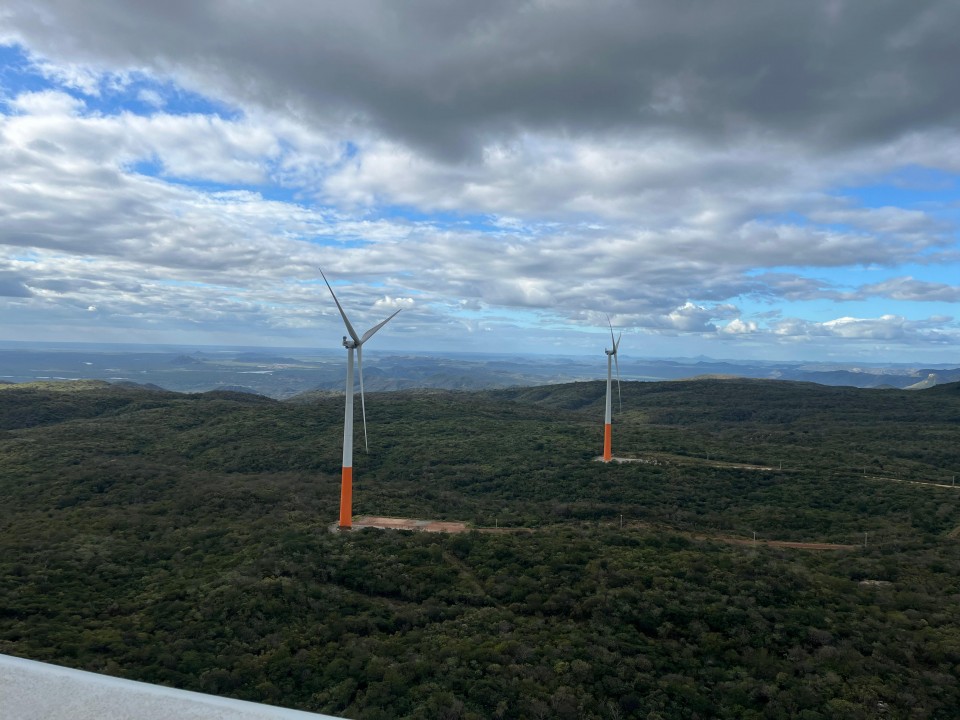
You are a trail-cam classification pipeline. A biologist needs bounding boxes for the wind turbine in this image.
[603,315,622,462]
[320,269,401,529]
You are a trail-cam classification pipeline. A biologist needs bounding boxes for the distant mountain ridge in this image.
[773,367,960,389]
[1,345,958,398]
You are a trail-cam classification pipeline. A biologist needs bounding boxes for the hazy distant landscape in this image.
[2,342,959,399]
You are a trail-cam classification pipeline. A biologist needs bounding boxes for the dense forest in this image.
[1,378,959,718]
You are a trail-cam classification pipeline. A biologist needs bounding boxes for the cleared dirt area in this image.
[334,516,854,549]
[595,455,778,471]
[334,516,530,534]
[350,516,472,532]
[594,455,663,465]
[869,475,959,490]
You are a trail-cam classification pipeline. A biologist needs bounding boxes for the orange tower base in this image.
[603,423,612,462]
[339,466,353,528]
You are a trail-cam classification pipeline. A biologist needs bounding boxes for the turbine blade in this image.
[358,345,369,453]
[615,331,622,353]
[319,268,360,345]
[359,308,401,345]
[606,314,616,351]
[614,352,622,413]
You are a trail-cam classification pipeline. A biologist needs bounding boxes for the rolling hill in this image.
[2,379,959,718]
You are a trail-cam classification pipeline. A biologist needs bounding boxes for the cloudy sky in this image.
[2,1,959,361]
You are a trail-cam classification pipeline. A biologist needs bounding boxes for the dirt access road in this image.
[338,516,854,550]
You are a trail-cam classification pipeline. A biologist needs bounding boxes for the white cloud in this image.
[850,276,960,303]
[721,318,758,335]
[772,314,956,344]
[373,295,414,310]
[808,206,947,236]
[137,88,164,108]
[823,315,906,340]
[627,302,742,334]
[34,60,103,96]
[2,3,960,359]
[10,89,84,116]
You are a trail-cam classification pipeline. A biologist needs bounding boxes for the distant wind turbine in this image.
[603,315,622,462]
[320,269,401,529]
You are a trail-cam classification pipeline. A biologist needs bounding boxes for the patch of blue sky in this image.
[0,43,50,104]
[833,297,959,322]
[5,249,42,262]
[736,286,957,326]
[451,307,503,321]
[885,262,960,286]
[127,158,163,177]
[205,180,300,205]
[82,74,241,120]
[834,167,960,209]
[124,159,303,204]
[0,44,240,120]
[736,296,864,324]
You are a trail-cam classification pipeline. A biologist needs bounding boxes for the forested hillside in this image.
[2,379,959,718]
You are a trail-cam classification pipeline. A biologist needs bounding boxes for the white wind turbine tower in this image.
[602,315,622,462]
[320,269,401,529]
